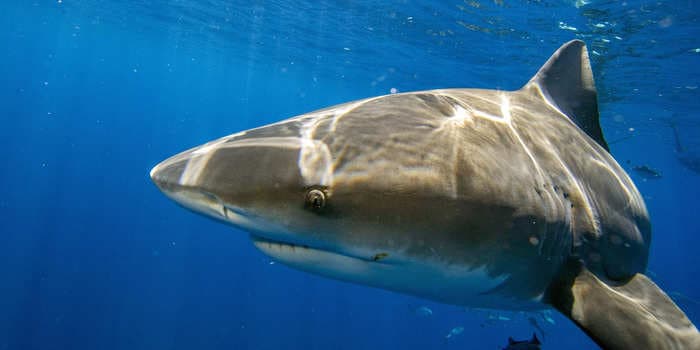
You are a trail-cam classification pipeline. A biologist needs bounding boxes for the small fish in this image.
[678,154,700,174]
[445,326,464,339]
[670,121,700,174]
[541,310,555,325]
[502,333,541,350]
[527,316,546,340]
[415,306,433,316]
[632,165,662,179]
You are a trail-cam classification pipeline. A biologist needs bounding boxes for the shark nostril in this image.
[200,191,220,203]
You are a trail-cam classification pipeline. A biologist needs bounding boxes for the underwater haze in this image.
[1,1,699,349]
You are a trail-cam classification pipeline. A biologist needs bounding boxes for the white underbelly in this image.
[252,237,545,310]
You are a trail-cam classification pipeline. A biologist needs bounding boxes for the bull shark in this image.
[150,40,700,349]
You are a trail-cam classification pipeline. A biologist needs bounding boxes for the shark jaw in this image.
[251,234,391,277]
[250,234,541,310]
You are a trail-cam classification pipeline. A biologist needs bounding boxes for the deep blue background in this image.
[1,1,699,349]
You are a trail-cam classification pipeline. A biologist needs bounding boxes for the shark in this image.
[150,40,700,349]
[670,120,700,174]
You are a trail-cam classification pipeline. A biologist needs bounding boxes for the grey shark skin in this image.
[151,41,700,349]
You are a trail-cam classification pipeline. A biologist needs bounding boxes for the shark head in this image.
[150,129,350,250]
[150,134,323,238]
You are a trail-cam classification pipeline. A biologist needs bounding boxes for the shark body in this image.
[151,41,700,349]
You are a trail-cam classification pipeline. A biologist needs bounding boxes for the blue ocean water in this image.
[1,1,699,349]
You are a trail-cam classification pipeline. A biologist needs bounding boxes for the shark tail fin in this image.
[546,259,700,349]
[524,40,609,152]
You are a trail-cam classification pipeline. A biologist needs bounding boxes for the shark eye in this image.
[305,189,326,212]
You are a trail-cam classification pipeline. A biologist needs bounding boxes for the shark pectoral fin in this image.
[546,260,700,350]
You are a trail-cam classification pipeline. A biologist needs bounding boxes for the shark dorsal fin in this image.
[524,40,609,152]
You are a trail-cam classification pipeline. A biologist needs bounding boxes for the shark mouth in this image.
[250,235,391,265]
[249,234,522,310]
[249,234,406,293]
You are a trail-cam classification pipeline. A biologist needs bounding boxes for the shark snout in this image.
[150,133,329,235]
[149,151,188,192]
[149,147,231,220]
